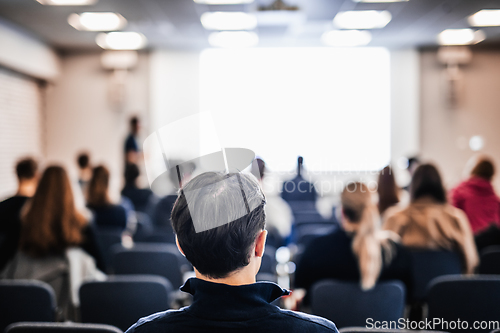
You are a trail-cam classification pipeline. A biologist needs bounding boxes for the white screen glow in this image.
[199,47,391,172]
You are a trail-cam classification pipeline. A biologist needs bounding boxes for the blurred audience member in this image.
[377,166,408,217]
[295,182,410,296]
[87,165,127,229]
[282,156,317,205]
[152,161,195,228]
[403,156,420,191]
[0,158,38,270]
[1,166,105,320]
[255,158,292,241]
[384,164,478,274]
[450,156,500,234]
[121,163,155,214]
[407,157,420,176]
[76,151,92,197]
[124,116,140,164]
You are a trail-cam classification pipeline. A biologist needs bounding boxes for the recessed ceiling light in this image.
[194,0,253,4]
[68,12,127,31]
[352,0,408,2]
[469,9,500,27]
[208,31,259,48]
[438,29,485,45]
[321,30,372,47]
[201,12,257,30]
[36,0,97,5]
[96,32,147,50]
[333,10,392,30]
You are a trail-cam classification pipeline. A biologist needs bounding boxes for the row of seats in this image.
[310,275,500,333]
[6,322,500,333]
[0,276,172,332]
[4,275,500,333]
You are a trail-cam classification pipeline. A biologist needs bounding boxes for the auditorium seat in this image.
[110,243,186,288]
[6,322,123,333]
[140,227,176,244]
[0,280,56,332]
[79,275,172,331]
[478,246,500,275]
[310,279,405,329]
[292,222,336,247]
[95,227,123,271]
[408,249,462,301]
[427,275,500,333]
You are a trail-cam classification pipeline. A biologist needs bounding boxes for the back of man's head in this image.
[16,158,38,181]
[124,163,140,185]
[77,152,90,170]
[171,172,266,279]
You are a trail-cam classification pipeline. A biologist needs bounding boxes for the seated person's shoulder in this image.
[125,309,188,333]
[278,309,338,332]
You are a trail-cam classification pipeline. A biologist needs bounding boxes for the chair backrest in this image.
[6,322,123,333]
[409,249,462,301]
[110,243,184,288]
[339,328,448,333]
[0,280,56,332]
[141,229,176,244]
[310,279,405,329]
[79,275,172,331]
[293,223,336,247]
[479,246,500,275]
[95,227,123,271]
[427,275,500,333]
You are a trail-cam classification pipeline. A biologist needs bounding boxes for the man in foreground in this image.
[126,171,337,333]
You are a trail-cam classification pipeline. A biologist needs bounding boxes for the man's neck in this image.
[17,180,36,197]
[194,267,256,286]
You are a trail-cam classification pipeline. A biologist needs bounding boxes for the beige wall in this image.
[420,48,500,191]
[45,51,150,198]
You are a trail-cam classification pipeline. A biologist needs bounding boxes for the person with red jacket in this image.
[451,157,500,234]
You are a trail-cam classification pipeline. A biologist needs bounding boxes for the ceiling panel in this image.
[0,0,500,51]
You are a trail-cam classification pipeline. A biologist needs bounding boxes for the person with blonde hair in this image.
[1,166,105,320]
[87,165,127,229]
[295,182,410,295]
[384,164,478,274]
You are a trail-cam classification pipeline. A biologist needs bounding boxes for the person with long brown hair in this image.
[1,165,105,320]
[295,182,410,296]
[377,166,407,217]
[87,165,127,229]
[384,164,479,274]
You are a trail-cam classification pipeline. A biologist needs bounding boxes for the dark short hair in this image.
[471,159,495,181]
[16,158,38,180]
[124,163,140,184]
[171,172,266,279]
[130,116,139,127]
[410,164,446,204]
[77,153,90,169]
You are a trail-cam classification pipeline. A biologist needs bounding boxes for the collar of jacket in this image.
[180,277,290,320]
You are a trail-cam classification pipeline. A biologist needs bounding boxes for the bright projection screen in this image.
[199,47,391,172]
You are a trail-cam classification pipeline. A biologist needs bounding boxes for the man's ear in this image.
[254,230,267,258]
[175,235,186,257]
